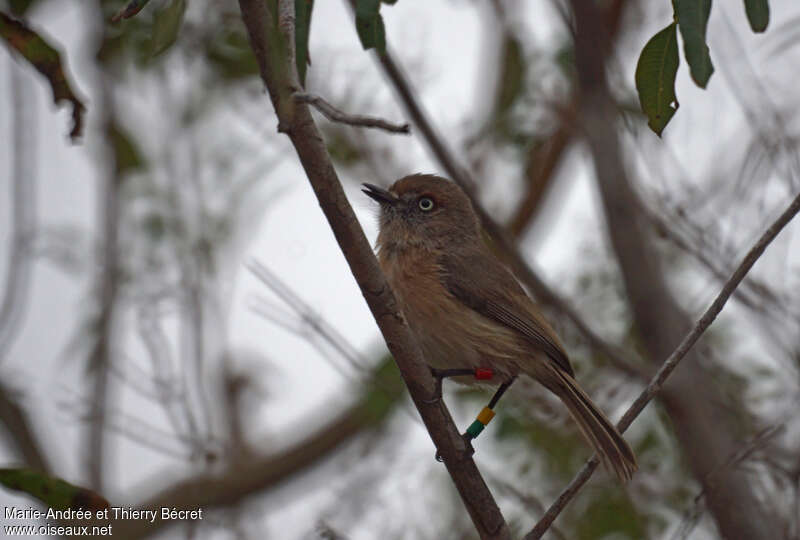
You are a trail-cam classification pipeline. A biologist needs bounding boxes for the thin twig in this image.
[247,260,425,429]
[137,302,200,446]
[247,259,368,375]
[293,92,410,134]
[525,191,800,539]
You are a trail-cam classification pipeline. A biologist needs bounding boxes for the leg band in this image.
[465,407,496,439]
[466,420,485,438]
[476,406,496,425]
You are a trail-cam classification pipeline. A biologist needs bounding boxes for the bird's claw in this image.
[423,367,445,404]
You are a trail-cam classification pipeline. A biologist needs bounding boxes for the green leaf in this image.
[108,122,144,175]
[495,35,525,116]
[295,0,314,85]
[0,11,86,140]
[674,0,714,88]
[355,0,386,53]
[0,468,109,511]
[744,0,769,32]
[635,22,680,136]
[150,0,185,57]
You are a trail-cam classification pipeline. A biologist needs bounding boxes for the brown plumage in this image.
[363,173,637,482]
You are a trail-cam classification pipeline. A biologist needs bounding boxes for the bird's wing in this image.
[439,250,574,377]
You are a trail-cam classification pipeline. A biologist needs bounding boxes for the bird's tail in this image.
[541,365,637,482]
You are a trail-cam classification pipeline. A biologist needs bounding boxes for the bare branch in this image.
[247,259,368,376]
[0,60,37,363]
[86,92,122,494]
[524,190,800,539]
[293,92,410,134]
[236,1,510,538]
[277,0,296,89]
[136,303,201,445]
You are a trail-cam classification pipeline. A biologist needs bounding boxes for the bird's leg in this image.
[427,368,481,403]
[460,375,518,450]
[434,373,515,462]
[487,375,516,409]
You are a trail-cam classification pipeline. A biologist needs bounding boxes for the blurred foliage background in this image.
[1,0,799,539]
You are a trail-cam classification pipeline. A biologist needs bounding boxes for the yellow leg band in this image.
[476,407,495,425]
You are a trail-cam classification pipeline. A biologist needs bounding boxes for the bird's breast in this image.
[378,248,522,380]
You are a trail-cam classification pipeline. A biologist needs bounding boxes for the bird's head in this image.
[362,174,481,253]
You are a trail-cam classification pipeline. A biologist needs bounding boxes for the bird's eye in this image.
[418,197,435,211]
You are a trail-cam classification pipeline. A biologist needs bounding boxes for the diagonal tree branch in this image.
[235,1,510,538]
[525,189,800,539]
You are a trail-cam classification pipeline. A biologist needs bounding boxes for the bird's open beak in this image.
[361,183,398,205]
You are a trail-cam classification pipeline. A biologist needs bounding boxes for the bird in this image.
[362,173,637,482]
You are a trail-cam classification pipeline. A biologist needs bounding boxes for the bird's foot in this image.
[423,367,446,404]
[434,432,475,462]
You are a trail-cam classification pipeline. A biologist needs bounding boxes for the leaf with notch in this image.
[635,22,680,136]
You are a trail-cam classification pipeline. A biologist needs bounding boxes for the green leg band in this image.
[466,420,485,439]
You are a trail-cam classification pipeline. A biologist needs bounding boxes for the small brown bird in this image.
[363,174,636,482]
